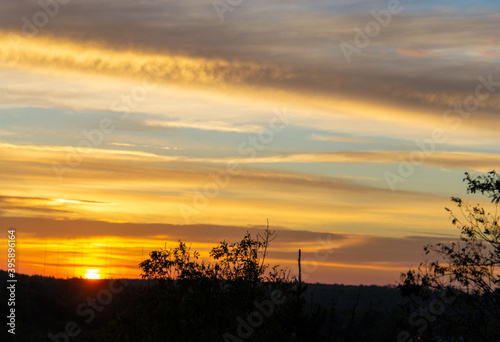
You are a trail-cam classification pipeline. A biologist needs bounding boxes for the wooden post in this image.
[298,249,302,286]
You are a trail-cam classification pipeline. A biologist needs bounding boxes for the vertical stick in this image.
[80,245,83,278]
[298,249,302,288]
[105,239,109,279]
[56,245,59,278]
[73,239,76,278]
[109,245,113,279]
[43,240,47,277]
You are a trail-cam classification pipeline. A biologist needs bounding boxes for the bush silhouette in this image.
[399,171,500,341]
[106,223,326,342]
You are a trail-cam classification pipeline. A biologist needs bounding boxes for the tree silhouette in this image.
[399,171,500,341]
[114,222,326,341]
[139,222,278,283]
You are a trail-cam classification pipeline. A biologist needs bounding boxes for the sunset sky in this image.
[1,0,499,285]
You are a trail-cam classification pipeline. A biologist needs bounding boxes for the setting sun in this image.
[84,269,101,280]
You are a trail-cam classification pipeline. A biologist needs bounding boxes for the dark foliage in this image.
[0,273,404,341]
[398,171,500,342]
[1,223,406,341]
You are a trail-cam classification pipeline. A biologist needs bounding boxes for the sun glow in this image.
[85,269,101,279]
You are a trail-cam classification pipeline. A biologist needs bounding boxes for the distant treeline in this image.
[2,271,498,341]
[1,271,406,342]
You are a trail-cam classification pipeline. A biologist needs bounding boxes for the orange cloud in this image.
[0,216,455,284]
[479,49,500,59]
[0,33,291,92]
[397,48,435,57]
[202,150,500,173]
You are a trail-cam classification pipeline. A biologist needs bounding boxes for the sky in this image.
[0,0,499,285]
